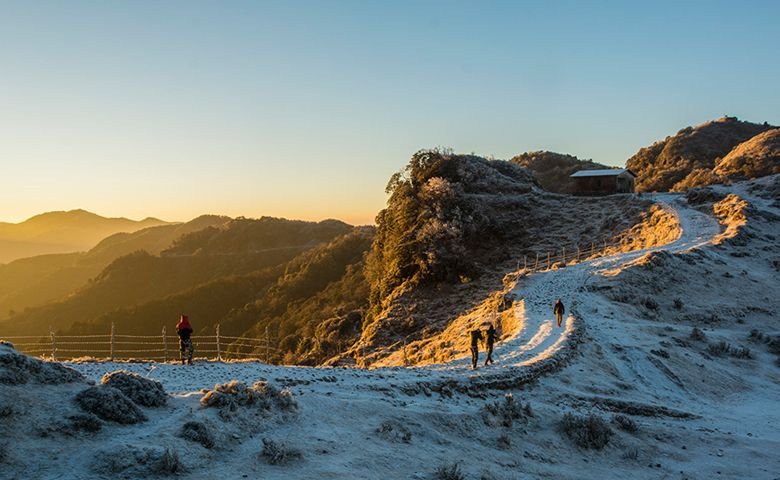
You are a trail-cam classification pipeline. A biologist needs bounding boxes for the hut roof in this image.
[570,168,637,178]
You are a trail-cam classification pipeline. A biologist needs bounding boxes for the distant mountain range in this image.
[0,209,171,264]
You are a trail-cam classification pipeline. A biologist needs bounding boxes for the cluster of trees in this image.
[365,149,538,317]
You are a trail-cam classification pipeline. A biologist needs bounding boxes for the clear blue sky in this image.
[1,0,778,225]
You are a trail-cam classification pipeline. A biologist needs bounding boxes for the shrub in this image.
[67,413,103,433]
[482,393,531,428]
[559,413,613,449]
[260,439,302,465]
[181,421,215,449]
[690,327,706,342]
[200,380,297,413]
[75,386,147,424]
[377,420,412,443]
[612,415,638,433]
[101,370,167,407]
[435,463,466,480]
[707,340,731,356]
[731,346,752,359]
[153,448,184,475]
[92,446,183,476]
[0,346,83,385]
[623,447,640,460]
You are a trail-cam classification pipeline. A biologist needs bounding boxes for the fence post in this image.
[265,326,270,364]
[523,255,527,270]
[49,327,56,361]
[215,324,221,362]
[603,240,607,255]
[547,252,551,269]
[577,245,581,262]
[403,337,408,366]
[535,252,539,270]
[162,326,167,362]
[562,247,566,264]
[110,322,115,361]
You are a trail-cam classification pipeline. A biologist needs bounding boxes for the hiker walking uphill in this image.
[469,328,483,370]
[484,324,497,366]
[553,299,565,328]
[176,315,194,365]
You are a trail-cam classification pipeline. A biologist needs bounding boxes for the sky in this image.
[1,1,778,225]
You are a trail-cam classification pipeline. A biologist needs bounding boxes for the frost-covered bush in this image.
[67,413,103,433]
[75,386,147,424]
[707,340,731,356]
[101,370,167,407]
[376,420,412,443]
[200,380,297,413]
[435,463,465,480]
[559,413,613,449]
[92,446,183,476]
[612,414,638,433]
[153,448,184,475]
[482,393,532,428]
[260,438,302,465]
[690,327,706,341]
[496,433,511,450]
[0,344,83,385]
[181,421,215,449]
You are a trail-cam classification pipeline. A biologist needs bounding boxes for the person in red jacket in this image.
[176,315,194,365]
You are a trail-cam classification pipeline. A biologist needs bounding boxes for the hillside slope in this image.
[714,128,780,179]
[0,209,170,263]
[626,117,777,192]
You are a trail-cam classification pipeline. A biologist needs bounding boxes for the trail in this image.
[69,193,722,392]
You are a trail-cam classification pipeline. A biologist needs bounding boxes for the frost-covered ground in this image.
[2,177,780,480]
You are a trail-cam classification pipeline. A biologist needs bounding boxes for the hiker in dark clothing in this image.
[470,328,483,370]
[553,299,565,328]
[176,314,194,365]
[484,324,497,366]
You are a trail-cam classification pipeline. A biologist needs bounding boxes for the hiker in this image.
[470,328,483,370]
[553,299,565,328]
[484,323,497,366]
[176,314,194,365]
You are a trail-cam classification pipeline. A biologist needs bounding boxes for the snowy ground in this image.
[2,179,779,480]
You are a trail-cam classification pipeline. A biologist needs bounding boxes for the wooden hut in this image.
[569,169,637,195]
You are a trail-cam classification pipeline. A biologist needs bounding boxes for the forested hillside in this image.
[0,215,230,320]
[0,217,355,339]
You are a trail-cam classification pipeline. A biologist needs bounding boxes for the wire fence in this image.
[1,323,277,363]
[508,238,623,283]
